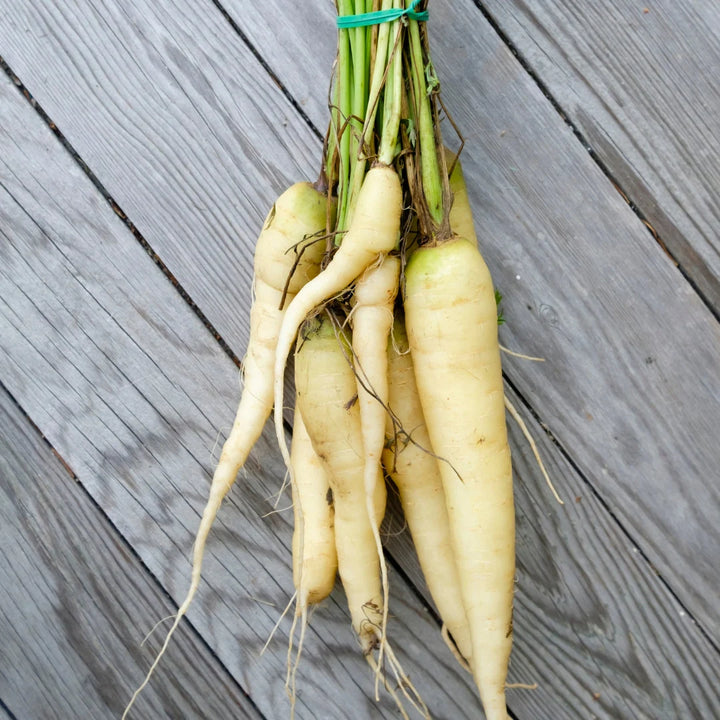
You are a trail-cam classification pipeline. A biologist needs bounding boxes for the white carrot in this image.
[286,403,337,713]
[404,236,515,720]
[294,315,386,654]
[447,152,561,505]
[295,314,425,718]
[383,313,473,668]
[290,405,337,611]
[350,254,400,683]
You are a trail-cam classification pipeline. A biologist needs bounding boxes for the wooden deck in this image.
[1,1,719,718]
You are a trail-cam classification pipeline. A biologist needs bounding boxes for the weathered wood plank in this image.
[0,387,263,720]
[220,0,336,132]
[481,0,720,311]
[506,382,720,720]
[0,0,321,355]
[0,71,479,718]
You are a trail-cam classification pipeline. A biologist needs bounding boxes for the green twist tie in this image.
[337,0,428,29]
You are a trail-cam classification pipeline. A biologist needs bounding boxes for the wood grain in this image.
[0,70,479,718]
[0,0,322,356]
[221,0,336,132]
[481,0,720,311]
[501,385,720,719]
[1,0,719,717]
[0,387,262,720]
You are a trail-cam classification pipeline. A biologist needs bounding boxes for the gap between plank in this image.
[210,0,325,143]
[471,0,720,325]
[0,696,20,720]
[0,55,241,369]
[0,381,266,719]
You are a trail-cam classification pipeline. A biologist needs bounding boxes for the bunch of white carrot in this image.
[124,2,520,719]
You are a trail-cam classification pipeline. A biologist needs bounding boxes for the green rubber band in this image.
[337,0,428,29]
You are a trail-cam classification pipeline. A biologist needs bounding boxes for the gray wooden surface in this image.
[1,1,719,719]
[0,386,262,720]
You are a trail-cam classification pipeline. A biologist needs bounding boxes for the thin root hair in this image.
[286,604,309,720]
[504,394,563,505]
[365,654,411,720]
[279,230,331,310]
[121,604,189,720]
[139,614,176,648]
[269,466,292,510]
[383,643,430,719]
[500,344,546,362]
[440,624,471,674]
[380,507,409,540]
[261,589,297,656]
[260,503,294,519]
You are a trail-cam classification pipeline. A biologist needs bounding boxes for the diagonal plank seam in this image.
[0,55,242,371]
[211,0,324,143]
[0,380,268,718]
[502,373,720,659]
[0,696,19,720]
[471,0,720,325]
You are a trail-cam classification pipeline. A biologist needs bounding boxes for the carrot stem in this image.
[407,13,443,229]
